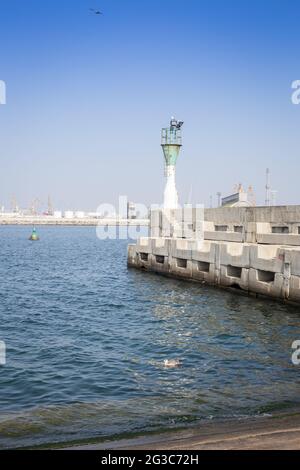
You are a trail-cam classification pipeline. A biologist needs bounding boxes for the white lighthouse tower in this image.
[161,117,184,209]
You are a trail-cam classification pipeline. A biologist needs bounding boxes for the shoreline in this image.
[0,218,149,227]
[62,411,300,450]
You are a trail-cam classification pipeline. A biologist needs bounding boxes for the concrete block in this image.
[192,241,216,263]
[150,209,162,228]
[170,257,193,278]
[256,222,271,234]
[162,208,182,223]
[152,237,171,256]
[173,221,184,238]
[256,234,300,246]
[170,238,193,259]
[220,242,250,268]
[289,275,300,303]
[149,253,169,274]
[183,205,193,221]
[127,244,138,267]
[290,224,300,235]
[160,208,182,237]
[204,221,214,231]
[192,222,204,240]
[283,248,300,276]
[182,205,193,238]
[150,226,161,238]
[192,260,215,283]
[161,227,171,238]
[248,268,284,298]
[136,237,153,254]
[250,245,283,272]
[220,265,249,290]
[204,231,243,243]
[245,222,257,243]
[193,206,204,225]
[137,252,151,268]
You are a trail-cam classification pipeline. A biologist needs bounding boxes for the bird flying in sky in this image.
[90,8,103,15]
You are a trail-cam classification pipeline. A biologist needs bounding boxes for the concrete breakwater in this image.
[128,206,300,304]
[0,216,149,227]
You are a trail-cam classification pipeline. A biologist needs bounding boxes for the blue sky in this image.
[0,0,299,211]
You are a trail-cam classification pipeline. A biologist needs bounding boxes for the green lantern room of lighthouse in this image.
[161,117,184,167]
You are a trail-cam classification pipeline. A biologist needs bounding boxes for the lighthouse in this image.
[161,117,184,209]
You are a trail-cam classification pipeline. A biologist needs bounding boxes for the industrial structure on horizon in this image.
[0,118,281,219]
[220,184,256,208]
[0,199,140,221]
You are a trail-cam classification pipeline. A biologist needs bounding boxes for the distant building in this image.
[87,212,103,219]
[222,185,254,207]
[127,202,137,219]
[75,211,85,219]
[64,211,74,219]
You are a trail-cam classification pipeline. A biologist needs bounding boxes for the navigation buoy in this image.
[29,227,39,241]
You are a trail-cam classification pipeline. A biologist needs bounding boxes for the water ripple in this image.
[0,226,300,448]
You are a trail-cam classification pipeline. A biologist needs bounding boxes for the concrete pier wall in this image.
[128,238,300,303]
[128,206,300,304]
[150,206,300,246]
